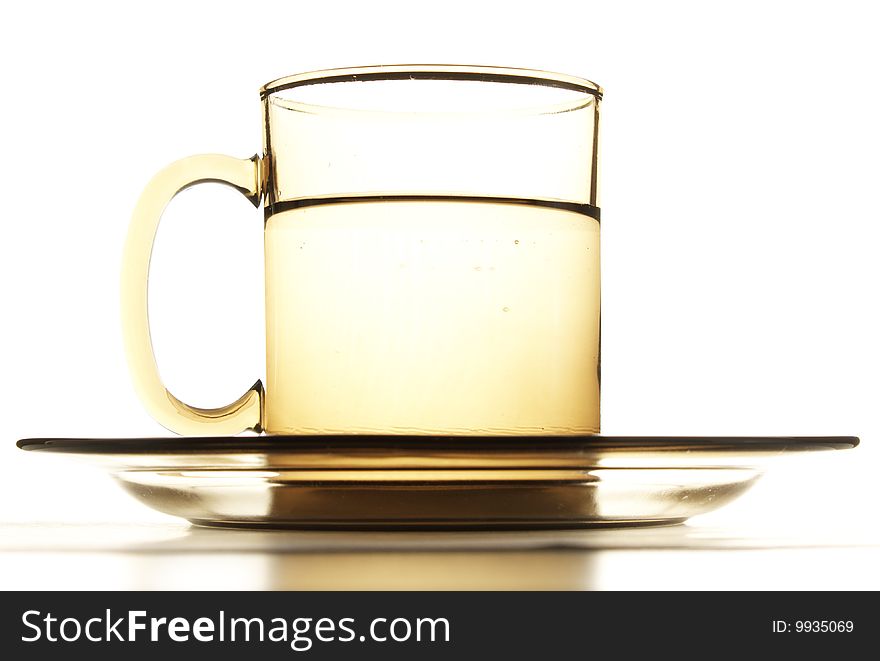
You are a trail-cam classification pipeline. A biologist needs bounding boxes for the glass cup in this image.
[122,65,602,436]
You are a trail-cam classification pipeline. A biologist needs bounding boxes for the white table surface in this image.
[2,520,878,590]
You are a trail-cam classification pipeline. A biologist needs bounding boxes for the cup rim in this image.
[260,64,603,101]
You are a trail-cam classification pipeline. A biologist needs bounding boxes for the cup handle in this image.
[121,154,264,435]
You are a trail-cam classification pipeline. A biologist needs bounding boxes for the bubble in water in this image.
[502,306,510,312]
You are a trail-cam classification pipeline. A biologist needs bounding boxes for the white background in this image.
[0,0,876,535]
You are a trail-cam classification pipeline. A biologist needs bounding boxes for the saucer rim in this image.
[16,435,859,455]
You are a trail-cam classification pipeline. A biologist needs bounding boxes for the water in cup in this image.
[264,195,600,435]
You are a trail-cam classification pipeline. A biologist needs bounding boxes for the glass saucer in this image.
[17,435,858,529]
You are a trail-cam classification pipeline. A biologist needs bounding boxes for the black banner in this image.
[0,591,871,658]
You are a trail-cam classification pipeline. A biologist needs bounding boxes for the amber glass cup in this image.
[122,65,602,436]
